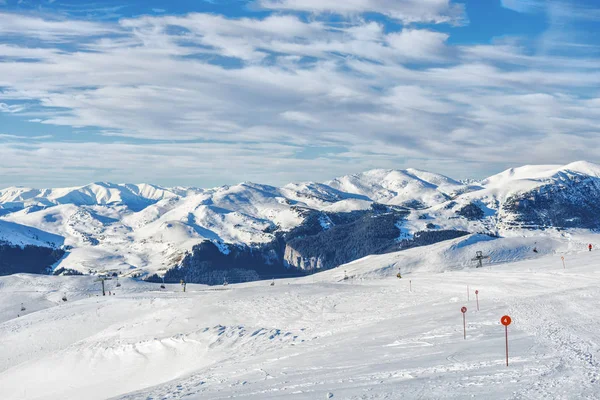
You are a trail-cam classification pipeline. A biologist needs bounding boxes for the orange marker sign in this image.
[501,315,512,366]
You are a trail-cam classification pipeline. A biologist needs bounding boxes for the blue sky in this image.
[0,0,599,188]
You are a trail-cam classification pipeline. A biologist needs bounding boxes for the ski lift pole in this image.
[472,251,490,268]
[95,276,111,296]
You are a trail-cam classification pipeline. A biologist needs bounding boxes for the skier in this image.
[589,244,593,252]
[397,268,402,279]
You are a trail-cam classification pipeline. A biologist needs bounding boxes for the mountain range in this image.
[2,161,600,283]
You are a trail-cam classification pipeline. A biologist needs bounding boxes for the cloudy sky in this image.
[0,0,599,188]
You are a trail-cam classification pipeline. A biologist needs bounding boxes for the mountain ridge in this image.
[2,161,599,282]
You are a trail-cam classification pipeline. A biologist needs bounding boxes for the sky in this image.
[0,0,599,189]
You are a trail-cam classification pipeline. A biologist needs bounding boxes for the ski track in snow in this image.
[3,245,600,399]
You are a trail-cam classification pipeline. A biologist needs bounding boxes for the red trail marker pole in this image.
[561,256,565,269]
[501,315,512,366]
[461,306,467,339]
[475,290,479,311]
[409,280,412,292]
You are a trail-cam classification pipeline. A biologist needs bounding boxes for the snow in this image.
[0,219,63,248]
[321,234,566,278]
[321,198,372,213]
[0,182,177,211]
[3,234,600,399]
[326,168,464,208]
[2,161,600,276]
[0,183,307,275]
[477,160,600,201]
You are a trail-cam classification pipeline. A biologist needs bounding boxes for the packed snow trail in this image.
[2,240,600,399]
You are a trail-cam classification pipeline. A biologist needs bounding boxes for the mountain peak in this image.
[481,161,600,188]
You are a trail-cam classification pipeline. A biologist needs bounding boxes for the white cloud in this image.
[502,0,600,20]
[0,103,26,113]
[258,0,466,25]
[0,12,116,38]
[501,0,545,13]
[386,29,450,61]
[0,133,52,140]
[281,111,319,124]
[0,7,598,187]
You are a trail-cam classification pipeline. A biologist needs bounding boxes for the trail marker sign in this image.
[475,290,480,311]
[501,315,512,366]
[461,307,467,339]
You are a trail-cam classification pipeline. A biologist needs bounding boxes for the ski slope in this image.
[2,235,600,399]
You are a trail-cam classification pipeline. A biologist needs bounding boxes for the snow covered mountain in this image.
[325,168,473,208]
[2,162,600,283]
[416,161,600,234]
[0,182,178,213]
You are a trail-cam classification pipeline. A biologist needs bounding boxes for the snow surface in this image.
[0,182,176,211]
[1,161,599,276]
[457,161,600,206]
[0,219,64,248]
[2,233,600,399]
[325,168,464,208]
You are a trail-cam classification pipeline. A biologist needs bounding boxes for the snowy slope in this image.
[0,182,177,211]
[3,234,600,399]
[326,168,468,208]
[1,162,600,277]
[472,160,600,202]
[421,161,600,234]
[0,219,63,248]
[317,233,569,280]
